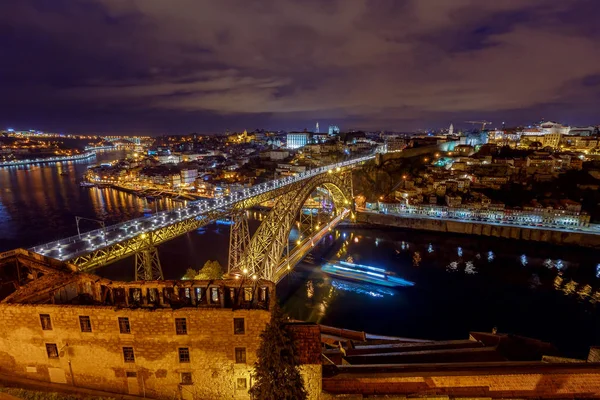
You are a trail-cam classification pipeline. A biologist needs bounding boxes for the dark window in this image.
[181,372,193,385]
[235,347,246,364]
[178,347,190,363]
[175,318,187,335]
[126,371,137,378]
[123,347,135,363]
[234,318,245,335]
[118,317,131,334]
[236,378,247,390]
[40,314,52,330]
[46,343,58,359]
[79,316,92,332]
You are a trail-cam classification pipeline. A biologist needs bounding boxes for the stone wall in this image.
[0,303,270,399]
[322,369,600,398]
[356,212,600,248]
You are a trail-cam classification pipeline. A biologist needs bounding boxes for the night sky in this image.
[2,0,600,134]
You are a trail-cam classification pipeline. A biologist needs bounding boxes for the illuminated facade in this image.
[286,132,311,149]
[379,201,591,227]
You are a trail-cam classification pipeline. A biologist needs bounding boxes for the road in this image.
[274,209,349,283]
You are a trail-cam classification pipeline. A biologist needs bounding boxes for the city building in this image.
[286,132,311,149]
[260,150,290,161]
[328,125,340,136]
[384,136,407,152]
[180,168,198,187]
[379,198,590,227]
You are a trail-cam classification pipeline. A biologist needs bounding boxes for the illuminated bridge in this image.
[29,155,375,282]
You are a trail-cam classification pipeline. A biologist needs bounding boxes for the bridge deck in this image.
[29,155,374,270]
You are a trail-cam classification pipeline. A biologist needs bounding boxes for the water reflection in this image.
[278,227,600,358]
[464,261,477,274]
[0,151,141,250]
[520,254,528,266]
[331,279,395,298]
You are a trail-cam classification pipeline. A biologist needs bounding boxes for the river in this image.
[1,151,598,358]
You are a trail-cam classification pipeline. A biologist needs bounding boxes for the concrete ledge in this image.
[355,212,600,248]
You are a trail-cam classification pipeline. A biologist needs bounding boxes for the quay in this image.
[354,210,600,248]
[0,151,96,167]
[81,181,200,202]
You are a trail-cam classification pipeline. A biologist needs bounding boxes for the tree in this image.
[250,304,307,400]
[195,260,223,280]
[183,268,199,280]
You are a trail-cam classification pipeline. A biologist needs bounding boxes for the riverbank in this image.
[354,211,600,248]
[0,152,95,167]
[82,181,199,202]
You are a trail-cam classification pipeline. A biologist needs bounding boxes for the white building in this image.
[286,132,311,149]
[180,169,198,186]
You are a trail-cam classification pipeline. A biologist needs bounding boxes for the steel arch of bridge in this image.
[38,155,374,274]
[236,170,353,281]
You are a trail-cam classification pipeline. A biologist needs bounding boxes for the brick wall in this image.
[288,324,322,364]
[288,324,322,400]
[0,303,270,399]
[322,370,600,398]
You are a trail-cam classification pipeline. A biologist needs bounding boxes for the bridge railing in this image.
[29,153,375,254]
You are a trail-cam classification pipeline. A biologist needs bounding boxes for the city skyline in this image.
[1,1,600,134]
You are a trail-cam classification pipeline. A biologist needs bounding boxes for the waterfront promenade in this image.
[356,210,600,248]
[0,151,96,167]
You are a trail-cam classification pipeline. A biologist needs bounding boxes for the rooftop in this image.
[0,249,274,310]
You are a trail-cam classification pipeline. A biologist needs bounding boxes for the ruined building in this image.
[0,249,290,399]
[1,249,600,399]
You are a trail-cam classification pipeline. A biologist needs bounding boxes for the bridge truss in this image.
[230,170,353,281]
[30,155,372,281]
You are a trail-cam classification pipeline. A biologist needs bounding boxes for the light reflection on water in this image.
[330,279,396,298]
[279,227,600,358]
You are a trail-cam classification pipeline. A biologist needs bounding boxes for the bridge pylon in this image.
[228,210,250,274]
[134,233,164,281]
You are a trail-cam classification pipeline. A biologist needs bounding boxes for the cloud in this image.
[1,0,600,132]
